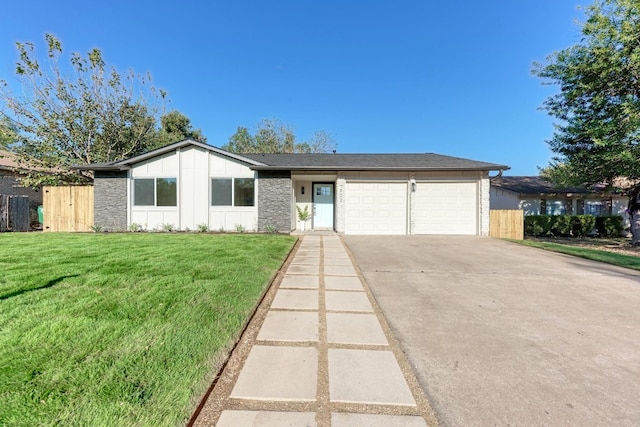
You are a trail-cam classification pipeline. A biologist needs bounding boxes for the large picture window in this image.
[211,178,255,207]
[133,178,177,207]
[235,178,255,206]
[211,178,233,206]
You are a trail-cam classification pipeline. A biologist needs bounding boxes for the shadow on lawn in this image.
[0,275,80,301]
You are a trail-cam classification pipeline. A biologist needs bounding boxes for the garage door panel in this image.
[346,182,407,235]
[415,182,477,235]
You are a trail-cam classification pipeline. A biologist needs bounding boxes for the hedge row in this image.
[524,215,624,237]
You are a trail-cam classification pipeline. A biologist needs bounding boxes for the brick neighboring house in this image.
[0,149,43,204]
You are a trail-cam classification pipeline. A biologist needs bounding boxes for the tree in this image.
[0,34,168,186]
[223,118,336,154]
[533,0,640,244]
[153,110,206,147]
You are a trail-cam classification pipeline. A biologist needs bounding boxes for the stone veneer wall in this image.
[94,170,127,231]
[257,170,292,232]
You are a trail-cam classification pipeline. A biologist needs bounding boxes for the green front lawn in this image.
[516,239,640,271]
[0,233,295,426]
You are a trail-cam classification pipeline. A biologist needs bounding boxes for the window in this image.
[133,178,177,207]
[584,201,604,216]
[211,178,255,207]
[545,200,567,215]
[211,178,232,206]
[235,178,255,206]
[134,178,154,206]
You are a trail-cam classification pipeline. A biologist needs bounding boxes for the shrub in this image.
[161,223,174,232]
[196,223,209,233]
[571,215,597,237]
[524,215,554,236]
[596,216,624,237]
[235,224,246,233]
[129,223,142,232]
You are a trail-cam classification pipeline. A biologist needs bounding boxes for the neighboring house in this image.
[77,139,509,235]
[490,176,628,224]
[0,149,43,205]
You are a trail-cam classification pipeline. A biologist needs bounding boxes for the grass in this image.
[0,233,295,426]
[515,239,640,271]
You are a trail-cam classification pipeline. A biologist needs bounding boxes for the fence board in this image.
[9,195,29,231]
[0,194,8,231]
[490,209,524,240]
[43,186,94,232]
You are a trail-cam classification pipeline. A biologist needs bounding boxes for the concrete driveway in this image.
[344,236,640,427]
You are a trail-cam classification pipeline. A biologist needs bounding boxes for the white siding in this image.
[129,148,257,231]
[130,152,180,230]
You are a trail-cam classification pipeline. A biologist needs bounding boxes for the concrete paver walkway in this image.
[192,235,437,426]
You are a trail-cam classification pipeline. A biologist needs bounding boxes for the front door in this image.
[313,183,334,229]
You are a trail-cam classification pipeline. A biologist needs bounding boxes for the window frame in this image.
[210,177,255,207]
[132,177,178,208]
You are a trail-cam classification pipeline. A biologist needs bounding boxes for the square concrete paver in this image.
[280,275,319,289]
[332,413,426,427]
[326,291,373,312]
[324,257,353,266]
[328,349,416,405]
[325,276,363,291]
[327,313,388,345]
[272,289,318,310]
[217,411,317,427]
[287,264,320,275]
[323,249,349,258]
[290,257,320,266]
[231,346,317,401]
[257,311,319,342]
[324,265,357,276]
[295,250,320,258]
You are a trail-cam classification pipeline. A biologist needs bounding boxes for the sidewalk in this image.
[191,235,437,427]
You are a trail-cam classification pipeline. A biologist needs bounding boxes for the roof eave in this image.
[251,165,510,172]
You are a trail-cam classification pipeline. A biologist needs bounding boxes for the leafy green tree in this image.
[223,118,336,154]
[533,0,640,243]
[154,110,206,147]
[0,34,168,186]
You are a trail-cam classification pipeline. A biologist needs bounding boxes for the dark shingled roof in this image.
[241,153,508,171]
[491,176,590,194]
[74,140,509,172]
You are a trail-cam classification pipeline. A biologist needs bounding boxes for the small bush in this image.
[129,223,142,232]
[90,224,103,233]
[161,223,175,232]
[235,224,246,233]
[264,224,279,234]
[196,223,209,233]
[596,216,624,237]
[524,215,554,236]
[571,215,597,237]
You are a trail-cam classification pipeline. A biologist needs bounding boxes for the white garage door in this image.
[414,182,478,235]
[345,182,407,235]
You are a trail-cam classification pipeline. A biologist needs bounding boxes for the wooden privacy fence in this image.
[490,209,524,240]
[43,186,94,232]
[0,194,30,232]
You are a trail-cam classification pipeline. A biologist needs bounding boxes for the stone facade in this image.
[257,170,292,232]
[94,170,127,231]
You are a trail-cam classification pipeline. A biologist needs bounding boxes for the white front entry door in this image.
[313,183,334,229]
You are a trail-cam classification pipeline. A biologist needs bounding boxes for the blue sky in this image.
[1,1,586,175]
